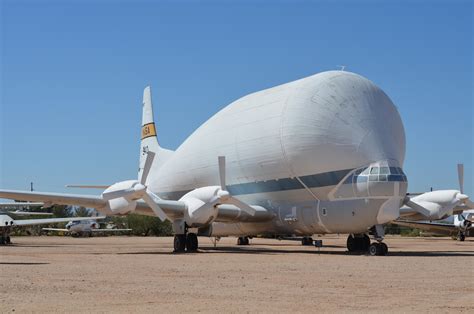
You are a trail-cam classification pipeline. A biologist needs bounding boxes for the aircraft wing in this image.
[92,228,132,232]
[0,190,273,223]
[393,219,457,233]
[13,216,99,227]
[0,202,44,208]
[0,190,108,209]
[42,228,69,232]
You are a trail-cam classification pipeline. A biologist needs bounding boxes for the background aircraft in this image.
[399,164,473,221]
[394,210,473,241]
[1,71,473,255]
[43,218,131,237]
[0,214,99,245]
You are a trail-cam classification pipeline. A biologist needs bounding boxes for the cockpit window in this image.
[370,167,379,175]
[352,165,407,183]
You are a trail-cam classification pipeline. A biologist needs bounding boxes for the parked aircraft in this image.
[400,164,473,221]
[1,71,472,255]
[0,214,99,245]
[394,210,473,241]
[43,218,131,237]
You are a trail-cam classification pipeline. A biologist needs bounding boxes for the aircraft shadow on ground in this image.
[0,262,50,265]
[117,246,474,257]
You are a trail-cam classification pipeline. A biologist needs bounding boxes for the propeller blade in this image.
[141,192,168,221]
[102,188,136,201]
[227,196,257,216]
[140,151,156,185]
[457,163,464,194]
[218,156,226,191]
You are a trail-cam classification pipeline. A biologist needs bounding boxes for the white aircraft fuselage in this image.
[138,71,408,236]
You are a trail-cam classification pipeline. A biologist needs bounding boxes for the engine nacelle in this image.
[410,190,463,219]
[179,186,221,227]
[102,180,139,215]
[454,216,472,231]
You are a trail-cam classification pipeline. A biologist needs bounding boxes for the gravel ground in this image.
[1,235,473,313]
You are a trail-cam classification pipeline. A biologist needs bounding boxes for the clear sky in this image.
[1,0,472,198]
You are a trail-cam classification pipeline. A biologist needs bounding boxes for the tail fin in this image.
[138,86,174,182]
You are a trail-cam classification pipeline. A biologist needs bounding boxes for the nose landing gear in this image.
[347,225,389,256]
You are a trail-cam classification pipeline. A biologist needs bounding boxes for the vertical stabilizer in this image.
[138,86,174,183]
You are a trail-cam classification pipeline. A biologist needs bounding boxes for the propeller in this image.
[190,156,256,218]
[101,151,168,221]
[216,156,256,215]
[457,163,474,209]
[458,163,464,194]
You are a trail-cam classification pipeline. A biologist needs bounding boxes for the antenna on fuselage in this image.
[337,65,346,71]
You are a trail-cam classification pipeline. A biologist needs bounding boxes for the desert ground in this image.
[1,235,473,313]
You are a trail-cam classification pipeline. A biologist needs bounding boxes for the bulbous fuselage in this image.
[151,71,407,235]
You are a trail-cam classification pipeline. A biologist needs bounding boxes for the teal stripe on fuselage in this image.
[159,168,353,200]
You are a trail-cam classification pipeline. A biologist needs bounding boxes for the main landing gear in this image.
[347,225,388,256]
[237,236,250,245]
[301,236,313,246]
[458,232,466,242]
[172,220,199,253]
[173,233,199,252]
[1,227,12,246]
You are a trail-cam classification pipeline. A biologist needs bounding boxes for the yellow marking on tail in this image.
[141,123,157,140]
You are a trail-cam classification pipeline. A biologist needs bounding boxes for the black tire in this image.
[0,236,5,245]
[347,235,357,252]
[302,237,313,246]
[5,236,11,245]
[459,233,465,241]
[186,233,198,252]
[237,237,249,245]
[362,234,370,251]
[173,235,186,252]
[380,242,388,255]
[368,243,379,256]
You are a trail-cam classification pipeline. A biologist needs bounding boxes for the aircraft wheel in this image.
[346,235,357,252]
[0,236,5,245]
[362,234,370,251]
[237,236,249,245]
[380,242,388,255]
[173,235,186,252]
[186,233,198,252]
[5,236,11,245]
[368,243,380,256]
[459,233,466,241]
[301,237,313,246]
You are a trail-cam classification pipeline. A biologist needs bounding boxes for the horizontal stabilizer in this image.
[66,185,110,189]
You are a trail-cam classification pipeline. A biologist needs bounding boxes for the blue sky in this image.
[1,0,472,198]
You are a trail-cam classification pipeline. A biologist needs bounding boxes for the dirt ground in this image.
[1,235,473,313]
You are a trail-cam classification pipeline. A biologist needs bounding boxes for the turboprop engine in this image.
[100,152,168,220]
[179,156,256,227]
[101,153,256,227]
[405,190,469,220]
[404,164,474,220]
[454,214,472,231]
